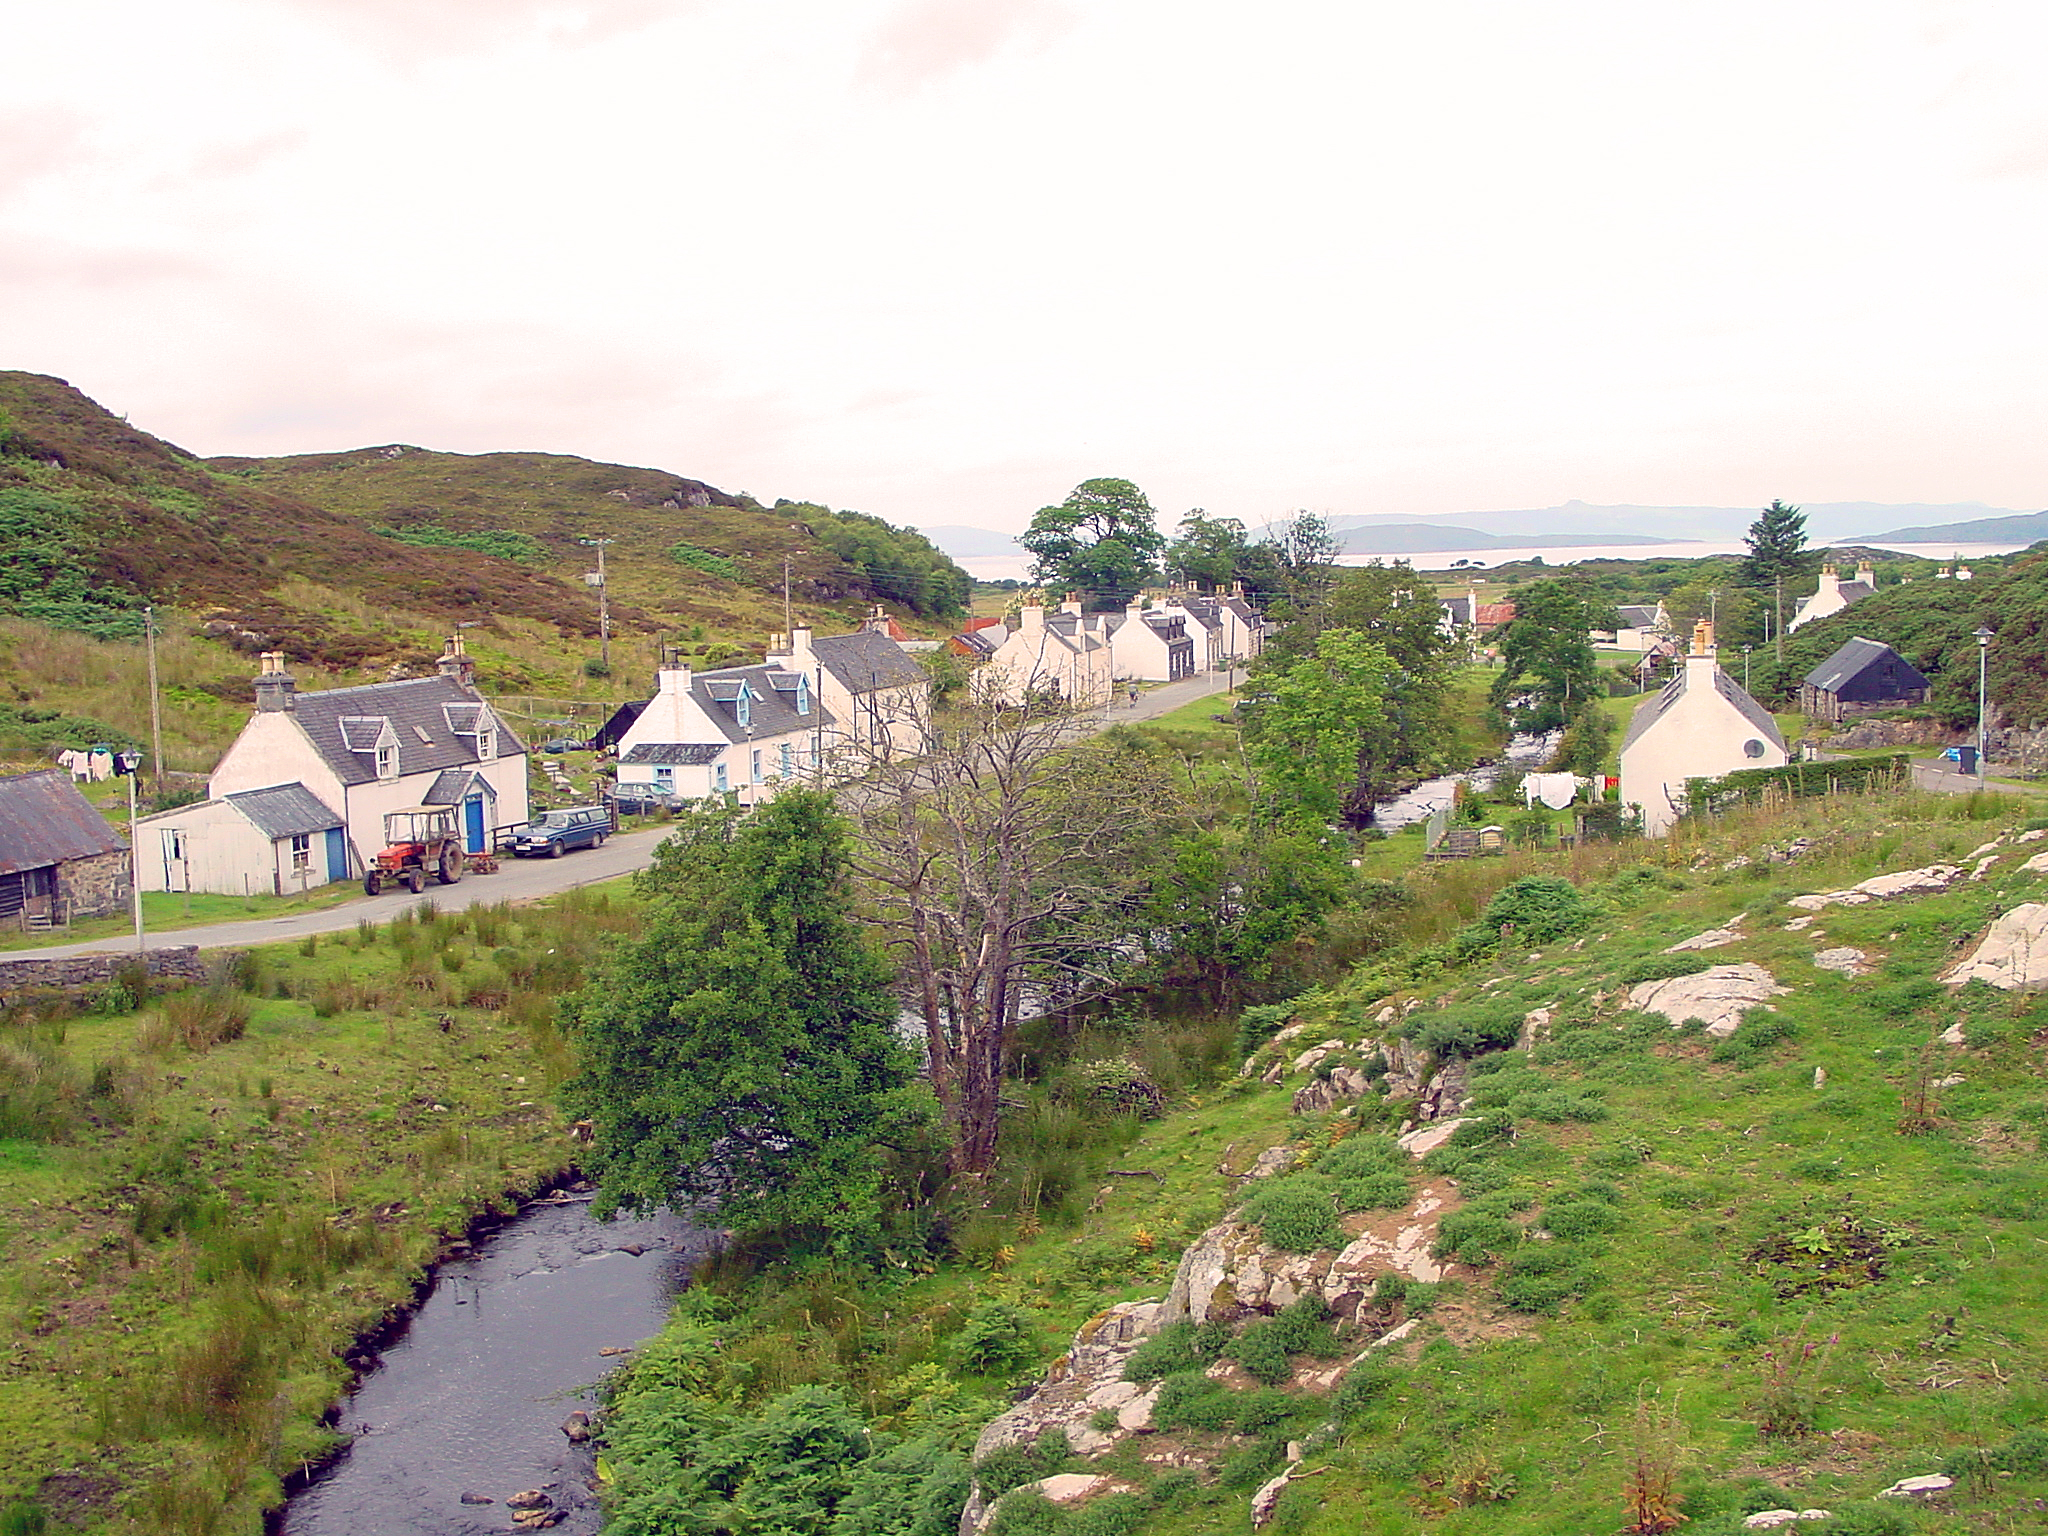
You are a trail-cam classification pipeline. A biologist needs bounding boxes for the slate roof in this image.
[284,676,527,787]
[810,628,925,693]
[690,664,836,744]
[1621,661,1787,756]
[0,771,127,874]
[621,743,727,766]
[1441,595,1476,625]
[224,783,343,839]
[420,769,497,806]
[1616,604,1663,630]
[1804,637,1930,696]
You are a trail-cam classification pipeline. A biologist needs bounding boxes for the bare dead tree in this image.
[841,679,1178,1175]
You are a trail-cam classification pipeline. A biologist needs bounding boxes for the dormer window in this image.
[477,724,497,761]
[376,743,398,779]
[795,675,810,716]
[736,685,752,729]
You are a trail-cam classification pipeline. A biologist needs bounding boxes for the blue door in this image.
[463,795,487,853]
[324,826,347,880]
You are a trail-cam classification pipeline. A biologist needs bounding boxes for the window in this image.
[736,685,752,729]
[751,748,762,783]
[714,763,728,793]
[795,675,810,716]
[376,743,398,780]
[290,833,312,872]
[1743,738,1768,758]
[654,766,675,793]
[779,742,792,777]
[477,725,497,761]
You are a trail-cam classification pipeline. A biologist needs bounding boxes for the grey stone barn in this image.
[1799,636,1932,723]
[0,770,131,927]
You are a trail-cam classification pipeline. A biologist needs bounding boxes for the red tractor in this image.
[363,807,466,896]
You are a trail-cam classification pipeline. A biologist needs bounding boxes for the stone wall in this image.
[0,945,214,998]
[54,849,133,922]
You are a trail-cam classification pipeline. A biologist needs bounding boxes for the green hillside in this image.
[0,371,967,770]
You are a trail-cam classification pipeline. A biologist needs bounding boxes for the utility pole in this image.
[783,556,792,634]
[1774,574,1784,665]
[144,605,164,800]
[580,538,614,670]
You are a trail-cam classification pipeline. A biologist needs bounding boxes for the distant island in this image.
[1853,509,2048,545]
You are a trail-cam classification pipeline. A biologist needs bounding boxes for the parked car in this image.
[507,806,612,858]
[539,737,588,754]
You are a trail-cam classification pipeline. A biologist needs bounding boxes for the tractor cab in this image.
[364,806,466,895]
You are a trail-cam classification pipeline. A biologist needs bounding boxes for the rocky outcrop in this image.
[1292,1067,1371,1115]
[971,1300,1167,1462]
[1628,963,1789,1039]
[1666,919,1745,952]
[1811,947,1872,976]
[1943,904,2048,991]
[1787,865,1965,911]
[962,1473,1142,1536]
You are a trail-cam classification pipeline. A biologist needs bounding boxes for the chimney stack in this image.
[253,651,297,712]
[436,633,478,689]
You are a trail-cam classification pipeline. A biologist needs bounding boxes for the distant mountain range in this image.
[916,501,2042,564]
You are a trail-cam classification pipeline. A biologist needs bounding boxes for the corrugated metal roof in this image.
[224,783,344,839]
[0,771,127,873]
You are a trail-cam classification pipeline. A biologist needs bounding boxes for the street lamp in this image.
[1742,644,1752,693]
[1975,626,1994,786]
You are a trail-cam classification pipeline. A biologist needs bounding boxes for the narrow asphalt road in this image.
[14,672,1238,962]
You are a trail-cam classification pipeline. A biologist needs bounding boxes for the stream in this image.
[280,1194,714,1536]
[1367,731,1560,828]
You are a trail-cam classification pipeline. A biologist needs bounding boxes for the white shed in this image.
[137,783,347,896]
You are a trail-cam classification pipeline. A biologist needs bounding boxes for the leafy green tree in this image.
[1165,509,1289,604]
[1661,563,1761,650]
[1142,826,1352,1006]
[562,790,929,1251]
[1740,498,1815,658]
[1018,478,1165,607]
[1240,628,1396,825]
[1486,579,1610,733]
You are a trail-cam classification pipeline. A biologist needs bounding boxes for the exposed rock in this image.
[1968,840,2004,860]
[1397,1119,1472,1158]
[1743,1511,1832,1528]
[963,1474,1141,1536]
[1784,915,1817,932]
[1246,1145,1297,1180]
[561,1411,590,1443]
[1766,837,1815,863]
[1415,1057,1472,1121]
[1293,1067,1371,1115]
[1878,1473,1953,1498]
[1940,1020,1967,1045]
[1628,963,1790,1038]
[1667,918,1745,952]
[1811,947,1872,976]
[1250,1470,1293,1529]
[506,1490,553,1511]
[1933,1073,1967,1089]
[1787,865,1965,911]
[971,1300,1165,1462]
[459,1492,494,1505]
[1291,1040,1347,1073]
[1974,856,2001,878]
[1943,904,2048,991]
[1812,1067,1827,1089]
[2021,852,2048,875]
[1518,1007,1553,1050]
[2020,829,2048,845]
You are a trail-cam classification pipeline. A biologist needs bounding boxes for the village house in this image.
[1593,600,1670,652]
[136,783,346,897]
[1106,601,1195,682]
[189,639,529,877]
[0,770,131,927]
[612,656,836,808]
[1788,561,1877,632]
[1798,637,1931,724]
[982,597,1115,707]
[764,619,928,758]
[1619,621,1789,836]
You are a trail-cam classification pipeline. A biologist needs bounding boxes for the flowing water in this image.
[280,1195,712,1536]
[1367,731,1560,828]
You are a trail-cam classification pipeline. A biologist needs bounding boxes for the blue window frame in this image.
[795,675,810,716]
[779,742,792,776]
[714,763,728,792]
[736,684,752,729]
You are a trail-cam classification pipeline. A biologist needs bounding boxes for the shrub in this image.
[974,1433,1075,1499]
[1433,1209,1522,1268]
[1541,1199,1625,1240]
[1071,1058,1166,1118]
[1496,1243,1602,1314]
[1122,1321,1229,1382]
[1240,1175,1342,1253]
[1709,1014,1799,1068]
[1414,1008,1522,1060]
[1333,1356,1401,1420]
[954,1304,1040,1375]
[1804,1503,1913,1536]
[1333,1170,1412,1212]
[1316,1134,1405,1178]
[1473,876,1600,946]
[671,542,742,581]
[1151,1372,1239,1433]
[144,988,249,1053]
[1234,1003,1296,1060]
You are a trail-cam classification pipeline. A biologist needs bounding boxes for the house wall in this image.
[1109,610,1177,681]
[1620,657,1789,836]
[52,848,133,920]
[136,800,271,895]
[342,758,528,869]
[210,714,345,805]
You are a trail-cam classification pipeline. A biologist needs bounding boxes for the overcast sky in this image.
[5,1,2043,532]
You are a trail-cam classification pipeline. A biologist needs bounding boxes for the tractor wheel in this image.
[438,847,463,885]
[548,840,565,858]
[364,870,383,897]
[403,867,425,894]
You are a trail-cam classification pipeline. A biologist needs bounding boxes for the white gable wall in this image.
[1620,654,1789,836]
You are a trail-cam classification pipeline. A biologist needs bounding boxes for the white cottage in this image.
[1788,561,1876,633]
[1619,622,1788,836]
[136,783,347,897]
[764,620,927,759]
[985,598,1115,707]
[613,658,835,808]
[1106,601,1195,682]
[203,640,530,870]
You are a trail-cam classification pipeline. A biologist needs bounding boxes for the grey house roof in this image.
[1804,636,1929,696]
[0,771,127,874]
[621,743,726,766]
[689,664,836,745]
[811,629,925,693]
[1616,604,1662,629]
[420,769,498,805]
[284,675,527,787]
[1621,662,1786,756]
[223,783,343,839]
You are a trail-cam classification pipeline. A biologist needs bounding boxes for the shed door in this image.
[463,795,486,853]
[324,826,348,879]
